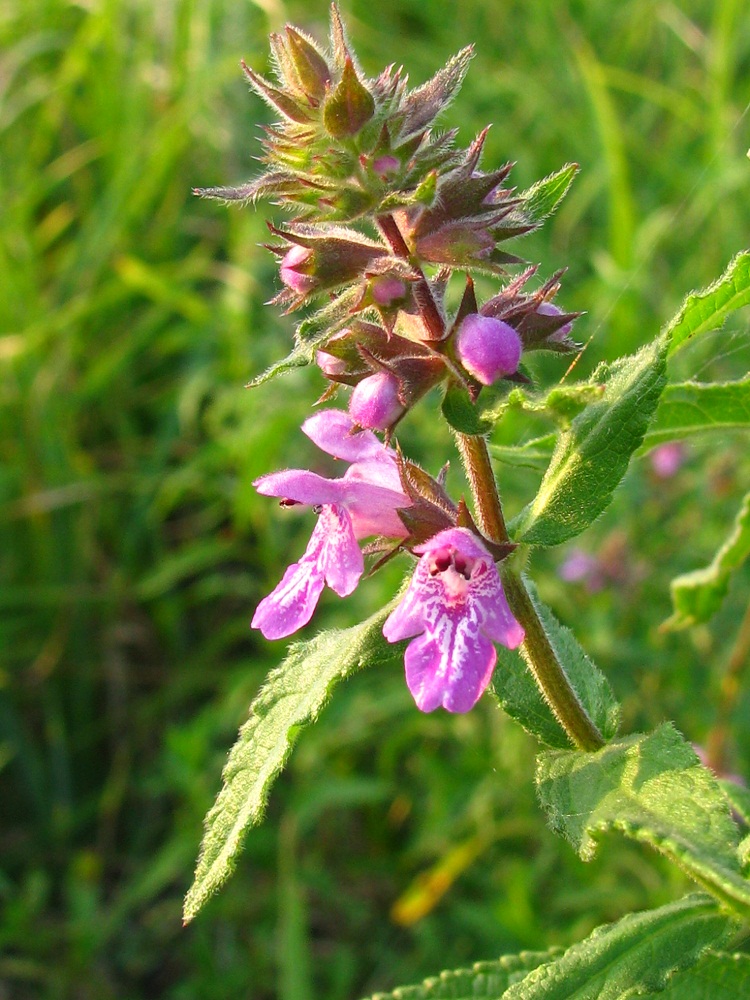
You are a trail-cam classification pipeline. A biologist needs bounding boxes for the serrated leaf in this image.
[536,723,750,918]
[665,491,750,629]
[491,581,620,749]
[183,601,400,922]
[656,951,750,999]
[511,339,666,545]
[666,250,750,356]
[362,950,559,1000]
[502,895,733,1000]
[518,163,579,225]
[641,377,750,450]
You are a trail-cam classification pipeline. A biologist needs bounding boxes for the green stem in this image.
[502,572,605,751]
[378,212,604,750]
[456,433,605,752]
[453,432,509,543]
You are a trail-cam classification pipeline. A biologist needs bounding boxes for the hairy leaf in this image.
[519,163,580,225]
[362,951,559,1000]
[502,895,733,1000]
[511,339,666,545]
[657,952,750,999]
[666,250,750,356]
[246,343,314,387]
[665,491,750,629]
[536,723,750,918]
[642,377,750,450]
[184,602,399,922]
[720,780,750,829]
[491,581,620,749]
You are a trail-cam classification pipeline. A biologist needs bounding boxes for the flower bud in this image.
[349,371,405,430]
[316,350,349,378]
[372,155,400,179]
[537,301,573,341]
[371,276,407,307]
[280,245,317,294]
[455,314,522,385]
[323,57,375,138]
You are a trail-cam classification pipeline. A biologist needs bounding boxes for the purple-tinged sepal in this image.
[323,57,376,138]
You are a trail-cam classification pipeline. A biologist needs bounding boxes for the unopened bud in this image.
[537,301,573,342]
[349,371,405,430]
[280,245,316,294]
[371,276,407,307]
[372,155,400,178]
[323,57,375,138]
[316,349,349,378]
[456,314,522,385]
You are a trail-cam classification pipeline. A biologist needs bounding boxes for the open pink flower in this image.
[251,411,409,640]
[383,527,524,713]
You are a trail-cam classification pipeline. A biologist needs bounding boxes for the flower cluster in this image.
[198,6,585,712]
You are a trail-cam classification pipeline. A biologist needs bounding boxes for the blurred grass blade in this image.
[536,723,750,918]
[666,251,750,356]
[665,491,750,630]
[183,600,399,923]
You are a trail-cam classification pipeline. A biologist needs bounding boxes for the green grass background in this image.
[1,0,749,996]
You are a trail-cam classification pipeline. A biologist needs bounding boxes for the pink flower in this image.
[251,411,410,640]
[383,527,524,713]
[650,441,686,479]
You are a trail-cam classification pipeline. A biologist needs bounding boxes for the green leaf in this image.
[519,163,580,224]
[491,581,620,749]
[441,381,504,435]
[665,491,750,629]
[656,952,750,999]
[536,723,750,918]
[183,602,400,923]
[362,951,559,1000]
[246,343,314,387]
[502,895,733,1000]
[511,339,666,545]
[720,780,750,828]
[666,250,750,356]
[641,377,750,450]
[490,434,556,471]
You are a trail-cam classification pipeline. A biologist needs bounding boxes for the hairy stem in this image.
[502,572,606,751]
[457,435,604,751]
[380,211,604,750]
[453,433,509,543]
